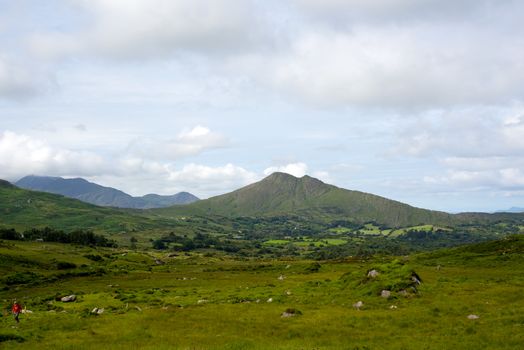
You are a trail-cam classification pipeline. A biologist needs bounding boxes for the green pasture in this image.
[1,237,523,349]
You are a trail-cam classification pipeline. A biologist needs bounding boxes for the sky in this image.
[1,0,524,213]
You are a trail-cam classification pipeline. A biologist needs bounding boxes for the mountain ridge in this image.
[15,175,199,209]
[155,172,457,227]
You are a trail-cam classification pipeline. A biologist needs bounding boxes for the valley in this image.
[1,173,524,349]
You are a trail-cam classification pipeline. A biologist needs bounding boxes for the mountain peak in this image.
[159,171,453,227]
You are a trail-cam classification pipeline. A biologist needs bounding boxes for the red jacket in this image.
[12,303,22,313]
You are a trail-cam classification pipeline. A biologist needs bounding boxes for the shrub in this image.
[4,272,42,285]
[57,261,77,270]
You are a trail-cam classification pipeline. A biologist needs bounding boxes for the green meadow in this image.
[1,236,523,349]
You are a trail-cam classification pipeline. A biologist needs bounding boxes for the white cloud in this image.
[264,162,308,177]
[167,163,259,197]
[292,0,509,23]
[396,108,524,157]
[30,0,262,60]
[240,22,524,109]
[0,54,38,98]
[127,126,228,161]
[0,131,106,180]
[424,167,524,191]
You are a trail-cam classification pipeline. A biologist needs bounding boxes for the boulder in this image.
[353,301,364,310]
[281,308,302,318]
[367,269,379,278]
[60,295,76,302]
[91,307,104,315]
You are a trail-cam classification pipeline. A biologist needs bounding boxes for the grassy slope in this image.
[155,172,455,227]
[0,236,523,349]
[0,180,173,234]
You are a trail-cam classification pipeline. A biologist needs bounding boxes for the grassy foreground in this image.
[1,237,523,349]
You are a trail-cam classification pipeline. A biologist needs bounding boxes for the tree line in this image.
[0,227,117,247]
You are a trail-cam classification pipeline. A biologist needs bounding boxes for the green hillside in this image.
[155,172,455,227]
[0,179,172,234]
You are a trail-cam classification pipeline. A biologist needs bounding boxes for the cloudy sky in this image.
[1,0,524,212]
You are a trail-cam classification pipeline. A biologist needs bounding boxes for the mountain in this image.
[0,178,177,233]
[155,172,456,227]
[15,175,199,209]
[496,207,524,213]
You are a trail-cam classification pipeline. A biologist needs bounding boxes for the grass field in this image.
[1,237,523,349]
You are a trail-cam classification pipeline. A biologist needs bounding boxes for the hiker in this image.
[12,301,22,323]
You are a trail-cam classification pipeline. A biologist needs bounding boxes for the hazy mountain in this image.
[15,175,199,209]
[155,172,456,227]
[496,207,524,213]
[0,178,170,233]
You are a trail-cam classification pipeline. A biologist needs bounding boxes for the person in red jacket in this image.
[12,301,22,323]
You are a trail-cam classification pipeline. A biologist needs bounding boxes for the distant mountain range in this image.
[496,207,524,213]
[2,173,523,234]
[15,175,199,209]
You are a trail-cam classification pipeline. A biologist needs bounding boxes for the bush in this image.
[0,334,25,343]
[57,261,77,270]
[4,272,42,285]
[83,254,103,262]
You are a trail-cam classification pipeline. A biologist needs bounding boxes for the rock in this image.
[381,290,391,298]
[281,308,301,318]
[61,295,76,302]
[197,299,208,304]
[353,301,364,310]
[155,259,165,265]
[267,298,273,303]
[21,309,33,314]
[399,290,408,297]
[135,306,142,312]
[285,290,292,296]
[467,314,480,320]
[389,305,398,309]
[91,307,104,315]
[278,275,285,281]
[367,269,379,278]
[411,272,422,285]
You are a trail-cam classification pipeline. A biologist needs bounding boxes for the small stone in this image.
[381,290,391,298]
[61,295,77,302]
[389,305,398,309]
[91,307,104,314]
[278,275,285,281]
[267,298,273,303]
[353,301,364,310]
[281,308,301,318]
[367,269,379,278]
[468,314,479,320]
